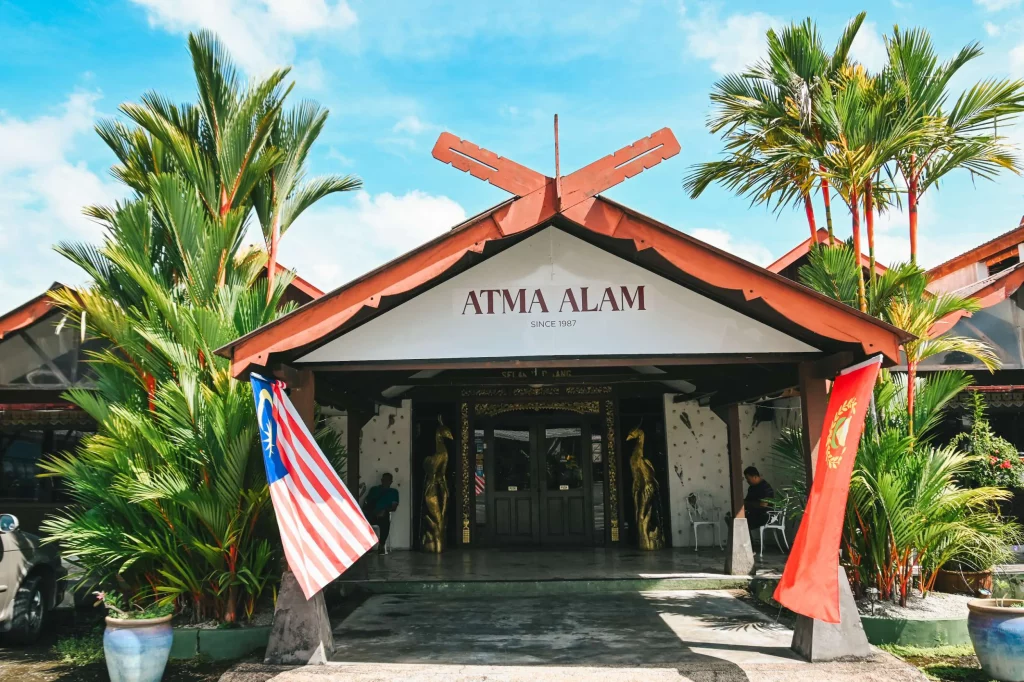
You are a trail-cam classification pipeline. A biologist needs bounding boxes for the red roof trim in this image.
[927,216,1024,281]
[274,263,324,299]
[216,196,912,376]
[0,283,65,340]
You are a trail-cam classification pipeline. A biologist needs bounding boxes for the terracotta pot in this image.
[103,615,174,682]
[934,568,993,596]
[968,599,1024,682]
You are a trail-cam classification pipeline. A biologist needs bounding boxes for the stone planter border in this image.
[170,625,272,661]
[860,615,970,647]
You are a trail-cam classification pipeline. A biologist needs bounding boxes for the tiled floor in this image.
[342,547,786,583]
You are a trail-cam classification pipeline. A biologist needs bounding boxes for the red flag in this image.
[773,355,882,623]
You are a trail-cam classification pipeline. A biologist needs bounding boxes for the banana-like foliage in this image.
[40,31,355,623]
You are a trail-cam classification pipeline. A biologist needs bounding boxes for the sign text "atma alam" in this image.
[461,286,646,315]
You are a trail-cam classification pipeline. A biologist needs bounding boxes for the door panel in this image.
[538,424,589,545]
[490,427,538,544]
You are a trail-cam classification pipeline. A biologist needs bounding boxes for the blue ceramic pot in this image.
[968,599,1024,682]
[103,615,174,682]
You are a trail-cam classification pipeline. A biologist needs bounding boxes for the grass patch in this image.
[881,643,992,682]
[53,629,104,666]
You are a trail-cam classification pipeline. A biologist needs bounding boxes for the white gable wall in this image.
[299,227,817,363]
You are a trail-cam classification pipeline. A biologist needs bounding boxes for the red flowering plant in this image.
[952,392,1024,490]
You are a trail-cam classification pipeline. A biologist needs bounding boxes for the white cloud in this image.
[688,228,774,266]
[850,21,887,73]
[679,4,779,75]
[278,190,467,290]
[985,21,1002,36]
[0,92,122,310]
[393,115,431,135]
[975,0,1020,10]
[1012,44,1024,75]
[128,0,356,79]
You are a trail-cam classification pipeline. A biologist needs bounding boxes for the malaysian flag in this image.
[250,374,377,599]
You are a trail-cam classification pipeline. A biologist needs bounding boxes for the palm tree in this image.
[686,14,867,244]
[884,27,1024,263]
[253,102,361,300]
[783,65,920,311]
[799,240,999,431]
[41,31,354,623]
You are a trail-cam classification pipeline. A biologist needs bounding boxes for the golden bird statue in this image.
[627,424,665,551]
[421,415,452,553]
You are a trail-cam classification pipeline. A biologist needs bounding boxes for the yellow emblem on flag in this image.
[824,398,857,469]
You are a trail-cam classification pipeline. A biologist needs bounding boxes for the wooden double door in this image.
[480,414,599,546]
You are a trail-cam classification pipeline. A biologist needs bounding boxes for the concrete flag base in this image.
[724,516,755,576]
[264,571,335,665]
[792,565,873,661]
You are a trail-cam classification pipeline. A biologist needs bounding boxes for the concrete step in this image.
[339,575,760,596]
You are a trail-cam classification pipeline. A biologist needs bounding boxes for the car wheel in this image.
[7,575,45,644]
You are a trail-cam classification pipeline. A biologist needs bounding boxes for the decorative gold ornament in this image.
[475,400,600,417]
[627,424,665,551]
[460,402,471,543]
[605,400,619,542]
[420,415,452,553]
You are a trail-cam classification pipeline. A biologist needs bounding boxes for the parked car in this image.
[0,513,67,643]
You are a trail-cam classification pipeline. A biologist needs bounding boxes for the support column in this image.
[798,360,831,481]
[723,404,754,576]
[346,406,363,497]
[265,368,335,666]
[792,357,872,662]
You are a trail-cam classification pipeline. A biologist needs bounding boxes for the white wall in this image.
[322,400,414,550]
[662,396,801,548]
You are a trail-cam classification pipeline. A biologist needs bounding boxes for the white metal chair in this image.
[758,506,789,557]
[687,492,724,550]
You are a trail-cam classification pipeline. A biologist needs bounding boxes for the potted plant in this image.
[968,598,1024,682]
[96,591,174,682]
[935,541,1016,596]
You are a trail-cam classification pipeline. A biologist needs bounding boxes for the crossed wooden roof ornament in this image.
[431,117,680,233]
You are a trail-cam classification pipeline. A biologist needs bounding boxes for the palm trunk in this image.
[802,192,817,244]
[850,185,867,313]
[266,215,280,304]
[820,164,835,243]
[907,359,917,437]
[864,177,876,293]
[908,154,919,265]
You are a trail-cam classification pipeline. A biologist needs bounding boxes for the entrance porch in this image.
[341,547,787,592]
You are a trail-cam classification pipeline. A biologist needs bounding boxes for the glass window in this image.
[494,428,531,491]
[0,428,82,502]
[474,429,486,525]
[543,426,583,491]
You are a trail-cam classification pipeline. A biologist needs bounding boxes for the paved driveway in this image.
[221,590,925,682]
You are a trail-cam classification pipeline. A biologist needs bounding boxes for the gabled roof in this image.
[216,195,913,377]
[0,283,68,340]
[927,216,1024,281]
[0,265,324,342]
[767,228,888,275]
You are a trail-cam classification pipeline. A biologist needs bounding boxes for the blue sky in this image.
[2,0,1024,310]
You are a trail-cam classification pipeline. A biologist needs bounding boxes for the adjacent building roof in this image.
[766,228,888,276]
[927,216,1024,281]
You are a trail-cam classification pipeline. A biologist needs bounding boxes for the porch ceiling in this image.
[311,358,805,411]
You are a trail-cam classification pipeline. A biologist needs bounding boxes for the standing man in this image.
[743,466,774,532]
[363,473,399,554]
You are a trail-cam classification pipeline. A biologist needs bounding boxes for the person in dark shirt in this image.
[743,466,774,531]
[363,473,399,554]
